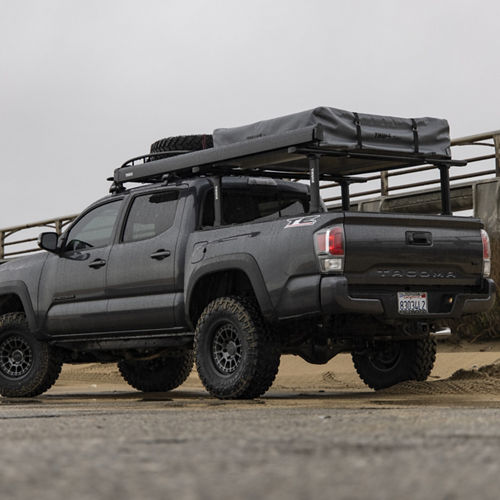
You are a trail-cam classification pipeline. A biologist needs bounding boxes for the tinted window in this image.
[200,187,309,227]
[123,191,179,243]
[65,200,122,251]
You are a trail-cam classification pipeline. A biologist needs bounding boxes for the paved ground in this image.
[3,349,500,500]
[3,392,500,500]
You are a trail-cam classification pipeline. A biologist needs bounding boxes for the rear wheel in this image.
[352,338,436,390]
[118,351,194,392]
[195,297,280,399]
[0,313,62,397]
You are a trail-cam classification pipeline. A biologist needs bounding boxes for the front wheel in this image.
[195,297,280,399]
[352,338,436,390]
[0,313,62,397]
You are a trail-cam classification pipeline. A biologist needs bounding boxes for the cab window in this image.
[200,187,309,227]
[122,191,179,243]
[65,200,122,251]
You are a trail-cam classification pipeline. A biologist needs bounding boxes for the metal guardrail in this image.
[1,130,499,259]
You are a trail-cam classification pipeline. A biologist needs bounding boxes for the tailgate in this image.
[343,212,483,287]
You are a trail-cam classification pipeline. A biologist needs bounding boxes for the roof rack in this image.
[112,125,467,215]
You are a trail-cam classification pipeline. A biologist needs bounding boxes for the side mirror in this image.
[38,232,59,253]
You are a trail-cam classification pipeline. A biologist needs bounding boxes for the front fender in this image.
[0,281,38,334]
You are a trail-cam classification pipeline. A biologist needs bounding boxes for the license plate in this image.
[397,292,428,314]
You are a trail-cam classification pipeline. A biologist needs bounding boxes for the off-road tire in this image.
[195,296,280,399]
[0,313,62,397]
[352,338,436,390]
[150,135,213,154]
[118,350,194,392]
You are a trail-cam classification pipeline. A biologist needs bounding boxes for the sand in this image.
[54,340,500,396]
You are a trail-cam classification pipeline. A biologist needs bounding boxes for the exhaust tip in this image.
[430,327,452,337]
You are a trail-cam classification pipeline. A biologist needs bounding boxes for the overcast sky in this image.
[1,0,499,228]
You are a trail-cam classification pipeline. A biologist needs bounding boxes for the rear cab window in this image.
[200,180,310,228]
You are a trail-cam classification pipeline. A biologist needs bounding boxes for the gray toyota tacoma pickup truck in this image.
[0,107,495,399]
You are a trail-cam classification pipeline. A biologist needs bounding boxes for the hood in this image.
[0,252,48,282]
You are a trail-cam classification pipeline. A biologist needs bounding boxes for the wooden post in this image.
[0,231,4,260]
[494,134,500,177]
[381,170,389,196]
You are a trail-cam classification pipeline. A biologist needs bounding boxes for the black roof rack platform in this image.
[112,107,467,215]
[114,128,464,183]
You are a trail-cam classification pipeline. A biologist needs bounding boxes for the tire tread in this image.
[150,135,213,153]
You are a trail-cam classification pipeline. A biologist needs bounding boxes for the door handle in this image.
[88,258,107,269]
[150,249,171,260]
[406,231,432,246]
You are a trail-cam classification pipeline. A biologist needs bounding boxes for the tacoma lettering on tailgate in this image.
[377,270,457,279]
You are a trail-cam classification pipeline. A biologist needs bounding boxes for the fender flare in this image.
[185,253,274,328]
[0,281,37,333]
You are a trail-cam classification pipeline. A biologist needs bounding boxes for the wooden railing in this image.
[0,215,77,260]
[322,130,500,206]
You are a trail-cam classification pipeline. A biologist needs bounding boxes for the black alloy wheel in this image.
[211,322,242,375]
[195,296,280,399]
[0,313,62,397]
[0,335,34,379]
[365,342,402,373]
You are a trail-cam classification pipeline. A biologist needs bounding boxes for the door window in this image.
[65,200,122,251]
[123,191,179,243]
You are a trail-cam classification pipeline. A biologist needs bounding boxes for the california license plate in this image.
[397,292,428,314]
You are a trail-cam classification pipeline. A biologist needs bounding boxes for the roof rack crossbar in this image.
[288,146,467,168]
[208,165,368,184]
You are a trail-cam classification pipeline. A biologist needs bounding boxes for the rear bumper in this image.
[321,276,384,315]
[461,279,496,315]
[320,276,496,318]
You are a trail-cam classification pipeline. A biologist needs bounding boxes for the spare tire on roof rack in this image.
[150,134,213,154]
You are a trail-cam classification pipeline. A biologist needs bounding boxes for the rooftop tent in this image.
[214,106,451,157]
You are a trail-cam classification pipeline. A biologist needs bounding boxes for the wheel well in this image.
[189,269,257,326]
[0,294,24,316]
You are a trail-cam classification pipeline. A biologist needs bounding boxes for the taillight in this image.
[315,233,327,253]
[481,229,491,278]
[328,226,344,255]
[315,225,345,273]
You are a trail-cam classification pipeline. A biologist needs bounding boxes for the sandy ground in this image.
[50,339,500,404]
[3,342,500,500]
